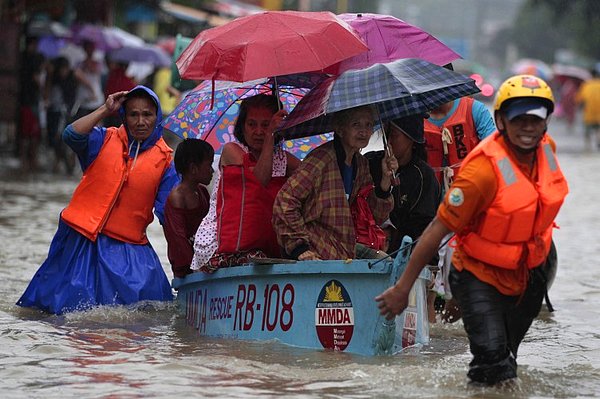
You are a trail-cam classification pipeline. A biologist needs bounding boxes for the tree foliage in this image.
[514,0,600,62]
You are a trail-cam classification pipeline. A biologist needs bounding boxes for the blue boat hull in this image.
[172,240,430,356]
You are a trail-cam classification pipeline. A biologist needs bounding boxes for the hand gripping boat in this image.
[172,236,430,356]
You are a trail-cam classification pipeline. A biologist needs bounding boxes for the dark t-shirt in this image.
[365,150,441,252]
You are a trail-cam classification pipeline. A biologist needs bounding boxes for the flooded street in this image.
[1,118,599,398]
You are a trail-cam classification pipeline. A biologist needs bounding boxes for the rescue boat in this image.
[172,237,430,356]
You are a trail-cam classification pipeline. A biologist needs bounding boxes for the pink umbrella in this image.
[327,13,461,74]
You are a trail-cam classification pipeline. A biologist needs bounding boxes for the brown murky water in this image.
[1,118,599,398]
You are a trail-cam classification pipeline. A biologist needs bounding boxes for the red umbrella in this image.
[176,10,368,82]
[327,13,461,75]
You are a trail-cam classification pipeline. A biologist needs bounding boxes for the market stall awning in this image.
[160,1,230,26]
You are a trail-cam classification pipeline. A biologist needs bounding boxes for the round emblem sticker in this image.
[448,187,464,207]
[315,280,354,351]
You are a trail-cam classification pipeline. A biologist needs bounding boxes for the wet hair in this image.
[382,123,428,163]
[384,114,428,162]
[51,56,71,83]
[82,39,95,55]
[233,94,282,145]
[53,56,70,71]
[174,139,214,176]
[331,105,376,132]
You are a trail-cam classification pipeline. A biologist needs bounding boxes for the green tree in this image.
[524,0,600,59]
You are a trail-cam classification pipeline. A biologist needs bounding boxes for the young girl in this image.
[163,139,214,278]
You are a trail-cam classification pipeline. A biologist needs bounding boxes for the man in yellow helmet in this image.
[376,75,569,385]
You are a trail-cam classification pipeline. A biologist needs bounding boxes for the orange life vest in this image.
[457,132,568,269]
[424,97,480,183]
[61,126,172,244]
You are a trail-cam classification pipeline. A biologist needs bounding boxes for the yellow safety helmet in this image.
[494,74,555,114]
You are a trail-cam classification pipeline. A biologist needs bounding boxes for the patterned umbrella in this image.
[512,58,553,81]
[162,75,331,158]
[277,58,480,140]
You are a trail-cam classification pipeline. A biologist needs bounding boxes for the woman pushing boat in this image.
[17,86,179,314]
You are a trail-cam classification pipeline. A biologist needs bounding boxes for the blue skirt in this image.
[17,219,173,314]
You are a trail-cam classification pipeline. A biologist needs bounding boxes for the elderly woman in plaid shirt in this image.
[272,105,398,261]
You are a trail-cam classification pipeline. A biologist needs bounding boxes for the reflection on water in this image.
[1,129,600,397]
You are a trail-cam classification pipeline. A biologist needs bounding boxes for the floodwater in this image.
[1,118,599,398]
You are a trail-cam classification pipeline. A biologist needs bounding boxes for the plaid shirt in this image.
[273,140,393,260]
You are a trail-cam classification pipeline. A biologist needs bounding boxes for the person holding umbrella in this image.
[365,114,441,254]
[272,58,480,261]
[192,94,302,272]
[376,75,569,385]
[272,105,398,260]
[365,114,442,323]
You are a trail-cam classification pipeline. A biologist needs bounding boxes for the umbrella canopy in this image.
[512,58,553,81]
[176,10,368,82]
[28,20,71,38]
[37,36,68,59]
[108,44,171,67]
[552,63,592,81]
[73,25,144,51]
[58,43,87,68]
[162,76,328,158]
[327,13,461,74]
[277,58,480,140]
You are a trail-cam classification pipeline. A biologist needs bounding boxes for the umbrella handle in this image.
[384,141,400,187]
[272,76,281,111]
[377,114,399,187]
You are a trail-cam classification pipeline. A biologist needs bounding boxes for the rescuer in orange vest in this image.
[17,86,180,315]
[376,75,569,385]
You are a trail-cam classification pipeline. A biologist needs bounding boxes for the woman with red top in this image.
[192,94,301,272]
[163,139,214,278]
